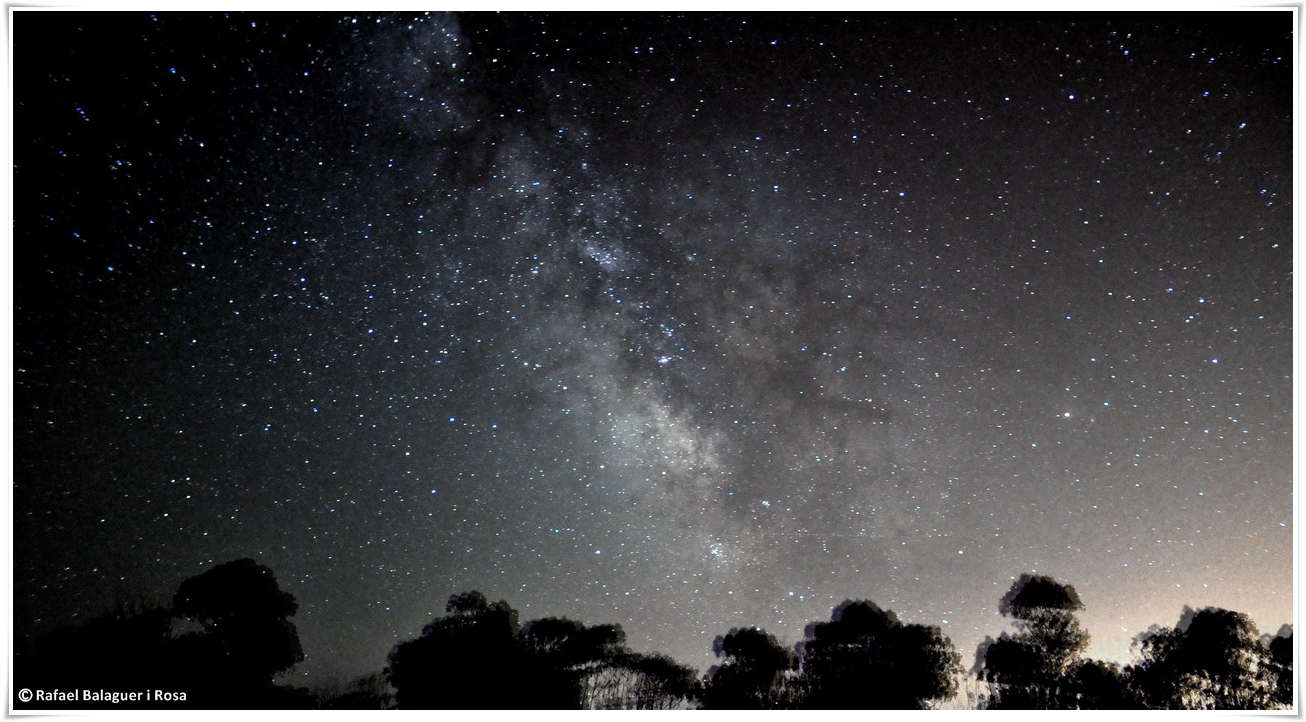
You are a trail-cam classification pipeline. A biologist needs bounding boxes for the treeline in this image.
[973,575,1293,710]
[16,559,312,709]
[14,561,1294,710]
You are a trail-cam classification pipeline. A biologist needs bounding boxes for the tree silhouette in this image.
[518,617,591,708]
[1065,658,1137,709]
[570,649,702,709]
[386,591,524,709]
[1266,628,1293,709]
[565,623,631,708]
[316,671,396,709]
[387,591,652,709]
[1129,606,1279,709]
[798,599,960,709]
[977,574,1089,708]
[625,652,702,709]
[16,567,1291,711]
[170,558,310,708]
[700,627,798,709]
[17,597,174,705]
[16,561,312,710]
[172,559,303,683]
[518,616,628,708]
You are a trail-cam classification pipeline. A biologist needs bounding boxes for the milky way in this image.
[13,11,1293,686]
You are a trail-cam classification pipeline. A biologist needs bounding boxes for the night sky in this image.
[13,11,1294,687]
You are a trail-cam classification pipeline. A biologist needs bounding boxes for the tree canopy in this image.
[798,599,960,709]
[171,558,304,688]
[978,574,1091,708]
[700,627,797,709]
[14,565,1292,711]
[17,558,309,709]
[387,591,523,709]
[1129,606,1283,709]
[386,591,697,709]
